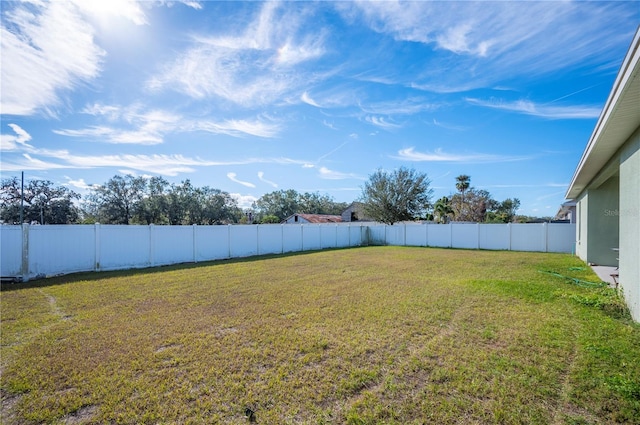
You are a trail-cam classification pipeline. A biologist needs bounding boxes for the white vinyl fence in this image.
[0,222,575,281]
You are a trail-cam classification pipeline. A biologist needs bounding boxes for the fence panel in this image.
[302,225,321,251]
[196,226,230,261]
[29,225,95,276]
[336,225,350,248]
[479,224,510,250]
[547,223,576,253]
[510,223,546,252]
[349,225,365,247]
[258,225,284,255]
[154,226,194,265]
[0,226,22,277]
[230,225,258,258]
[427,224,451,247]
[385,225,406,246]
[452,224,479,249]
[283,225,303,253]
[100,226,150,270]
[320,225,338,249]
[405,224,427,247]
[368,225,386,245]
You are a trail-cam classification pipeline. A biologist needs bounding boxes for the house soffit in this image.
[566,28,640,199]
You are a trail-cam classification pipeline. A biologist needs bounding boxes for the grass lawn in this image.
[1,246,639,424]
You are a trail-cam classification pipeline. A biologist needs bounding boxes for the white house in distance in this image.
[565,27,640,322]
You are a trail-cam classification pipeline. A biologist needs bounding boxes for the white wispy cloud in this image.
[395,147,531,163]
[4,153,205,175]
[409,81,479,95]
[341,1,637,89]
[322,120,338,130]
[57,103,280,143]
[276,37,325,66]
[301,92,322,107]
[227,172,256,188]
[76,103,182,142]
[53,126,165,145]
[191,118,280,138]
[2,134,312,176]
[466,98,601,119]
[537,190,568,201]
[6,154,71,172]
[1,124,33,150]
[296,84,360,110]
[257,171,278,188]
[19,152,206,175]
[230,193,257,210]
[71,0,202,27]
[82,103,121,120]
[318,167,364,180]
[63,176,99,191]
[435,23,493,57]
[316,140,351,163]
[0,1,105,116]
[71,0,149,26]
[359,97,438,116]
[430,119,467,131]
[364,116,402,130]
[147,2,326,107]
[178,1,203,10]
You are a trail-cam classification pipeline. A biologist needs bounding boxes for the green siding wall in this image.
[586,176,620,266]
[576,193,588,261]
[619,129,640,322]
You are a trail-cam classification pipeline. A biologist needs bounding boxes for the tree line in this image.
[360,168,521,225]
[0,175,347,225]
[1,170,528,226]
[432,174,521,224]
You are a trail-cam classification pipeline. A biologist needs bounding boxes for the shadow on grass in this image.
[0,247,356,292]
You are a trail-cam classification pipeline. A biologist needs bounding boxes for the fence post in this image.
[403,223,407,247]
[21,223,29,282]
[149,224,155,267]
[477,223,480,250]
[425,222,429,247]
[507,223,512,251]
[256,224,260,255]
[193,224,198,263]
[543,222,548,252]
[95,223,101,271]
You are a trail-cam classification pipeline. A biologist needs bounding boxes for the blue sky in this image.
[1,1,638,216]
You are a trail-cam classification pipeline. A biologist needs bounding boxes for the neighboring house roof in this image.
[341,202,374,222]
[566,27,640,199]
[555,201,576,221]
[282,214,343,224]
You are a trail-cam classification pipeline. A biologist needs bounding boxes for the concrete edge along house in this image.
[566,26,640,322]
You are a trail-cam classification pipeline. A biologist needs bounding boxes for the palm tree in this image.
[455,175,470,219]
[433,196,453,224]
